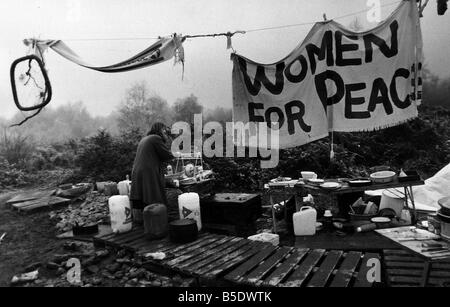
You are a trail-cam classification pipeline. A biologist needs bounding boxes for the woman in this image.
[130,122,174,223]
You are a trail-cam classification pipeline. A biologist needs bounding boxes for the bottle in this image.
[293,206,317,236]
[356,223,377,233]
[323,210,333,232]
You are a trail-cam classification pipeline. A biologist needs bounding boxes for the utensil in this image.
[0,232,6,244]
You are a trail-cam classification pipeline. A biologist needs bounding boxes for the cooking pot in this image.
[438,197,450,216]
[169,219,198,243]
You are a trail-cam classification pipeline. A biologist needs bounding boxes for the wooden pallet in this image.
[225,248,380,287]
[94,227,267,279]
[9,195,70,214]
[384,249,450,287]
[93,227,380,287]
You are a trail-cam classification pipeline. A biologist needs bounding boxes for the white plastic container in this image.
[380,189,404,217]
[108,195,132,233]
[247,233,279,246]
[178,193,202,231]
[293,206,317,236]
[117,177,131,195]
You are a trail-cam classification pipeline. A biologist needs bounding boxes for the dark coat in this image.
[130,135,173,206]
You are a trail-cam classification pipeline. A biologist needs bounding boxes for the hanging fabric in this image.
[29,34,184,73]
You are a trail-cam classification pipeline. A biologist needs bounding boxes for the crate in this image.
[200,193,262,226]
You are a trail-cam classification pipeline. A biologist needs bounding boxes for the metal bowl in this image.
[370,171,396,183]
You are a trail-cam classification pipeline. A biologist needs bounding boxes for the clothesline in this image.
[61,0,402,42]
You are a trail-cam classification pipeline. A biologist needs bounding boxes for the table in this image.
[376,226,450,286]
[266,178,424,233]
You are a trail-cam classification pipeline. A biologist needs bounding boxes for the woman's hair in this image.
[147,122,167,138]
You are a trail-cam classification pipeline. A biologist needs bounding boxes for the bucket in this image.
[380,189,404,217]
[438,211,450,240]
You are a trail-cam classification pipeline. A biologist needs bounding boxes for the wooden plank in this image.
[387,275,448,286]
[224,244,278,283]
[354,252,380,287]
[16,196,71,213]
[195,241,259,277]
[307,250,343,287]
[264,249,309,287]
[6,190,55,206]
[284,249,325,287]
[165,236,234,267]
[112,231,145,245]
[387,268,450,278]
[205,243,266,279]
[330,251,362,287]
[181,238,248,273]
[165,234,226,258]
[138,233,213,255]
[243,247,293,285]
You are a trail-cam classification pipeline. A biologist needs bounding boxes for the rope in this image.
[55,1,402,42]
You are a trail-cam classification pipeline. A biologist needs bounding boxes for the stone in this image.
[114,271,124,279]
[24,262,42,272]
[102,271,115,280]
[116,257,131,264]
[56,267,66,276]
[151,280,161,287]
[106,262,121,273]
[85,265,100,274]
[95,249,110,259]
[92,277,102,286]
[46,262,60,270]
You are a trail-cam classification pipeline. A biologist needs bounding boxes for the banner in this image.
[232,0,423,149]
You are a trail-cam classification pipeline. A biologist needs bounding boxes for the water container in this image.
[108,195,132,233]
[380,189,404,217]
[293,206,317,236]
[178,193,202,231]
[143,204,168,240]
[117,176,131,195]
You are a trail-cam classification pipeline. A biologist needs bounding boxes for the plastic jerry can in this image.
[108,195,132,233]
[293,206,317,236]
[178,193,202,231]
[143,204,168,240]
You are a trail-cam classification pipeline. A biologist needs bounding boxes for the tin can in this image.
[428,213,441,235]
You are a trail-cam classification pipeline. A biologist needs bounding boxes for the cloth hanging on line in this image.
[25,34,184,73]
[231,0,423,150]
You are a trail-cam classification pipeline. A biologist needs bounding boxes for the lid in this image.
[169,219,197,227]
[438,196,450,210]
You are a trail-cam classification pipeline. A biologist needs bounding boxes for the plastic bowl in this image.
[370,171,396,183]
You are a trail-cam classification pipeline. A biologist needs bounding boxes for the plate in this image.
[348,178,372,187]
[270,177,292,183]
[371,217,391,223]
[320,182,342,190]
[308,178,324,184]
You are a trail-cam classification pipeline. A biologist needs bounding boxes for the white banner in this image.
[232,0,423,149]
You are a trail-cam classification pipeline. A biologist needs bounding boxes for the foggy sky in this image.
[0,0,449,120]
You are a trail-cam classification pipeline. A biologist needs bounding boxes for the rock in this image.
[34,279,45,285]
[63,242,80,252]
[139,280,152,286]
[83,283,92,287]
[24,262,42,272]
[81,256,97,267]
[116,250,128,258]
[56,267,66,276]
[92,277,102,286]
[95,249,110,259]
[129,278,138,286]
[85,265,100,274]
[116,257,131,264]
[46,262,60,270]
[151,280,161,287]
[101,271,115,280]
[114,271,124,279]
[106,263,121,273]
[128,268,145,279]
